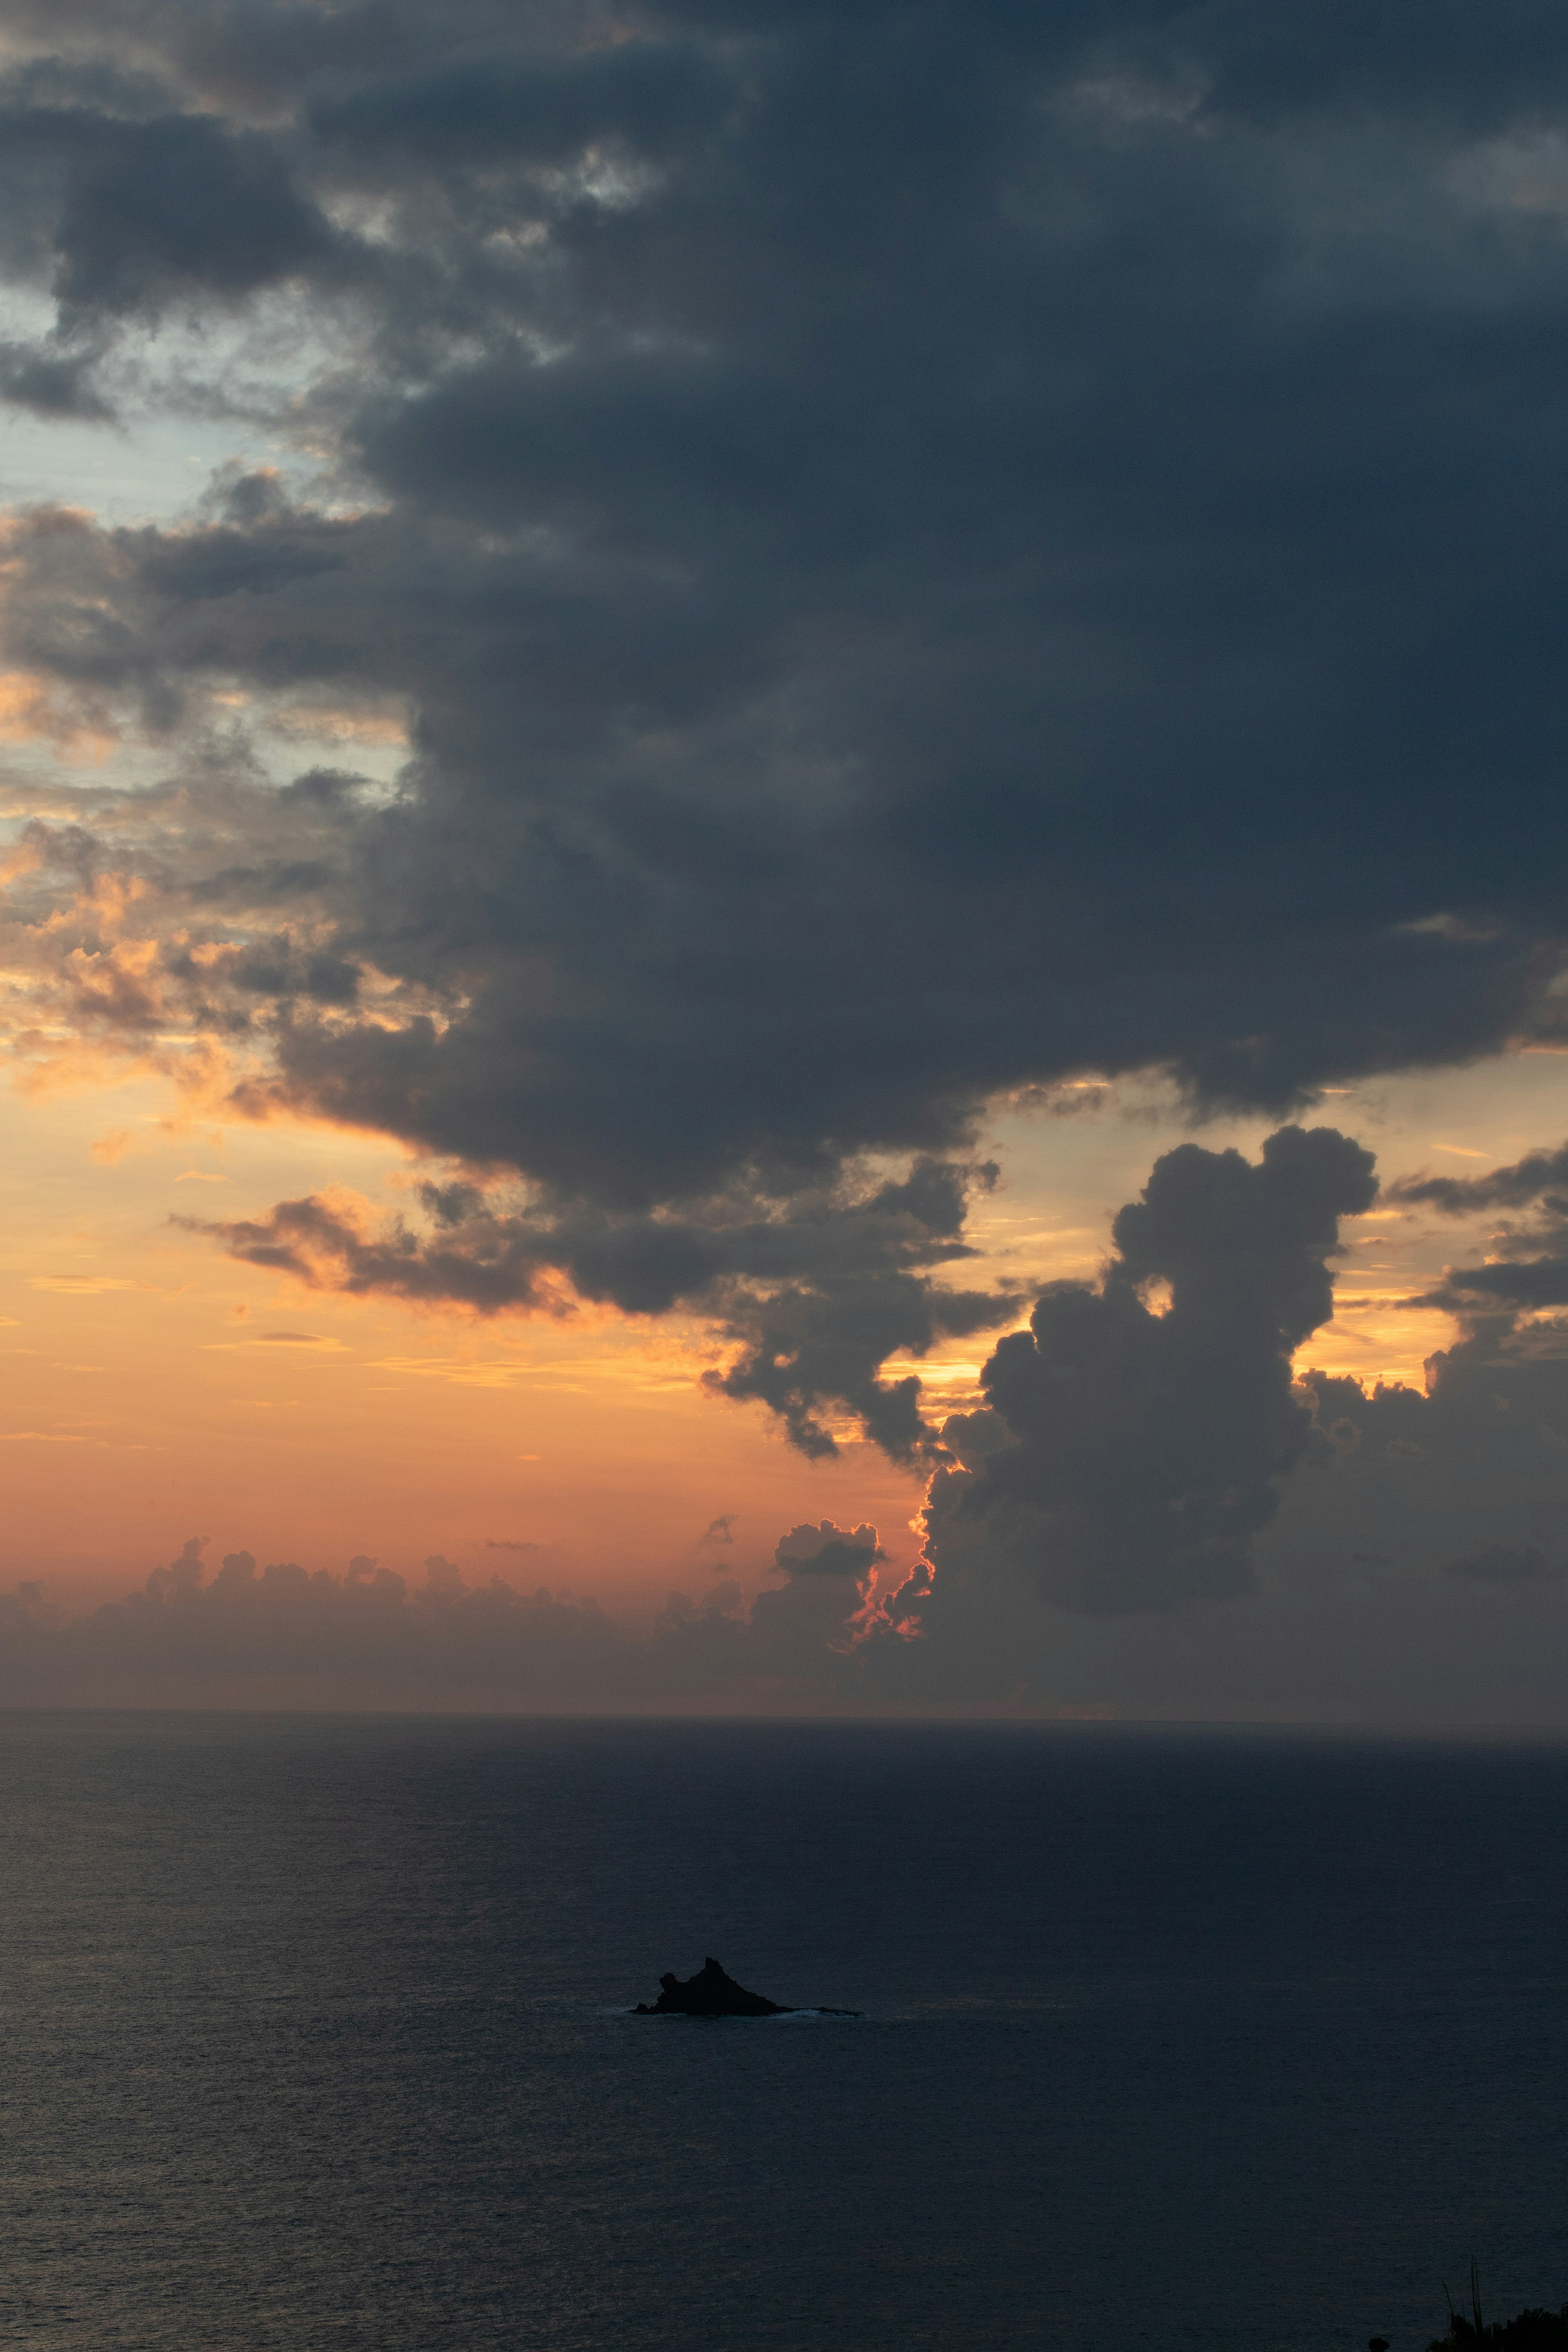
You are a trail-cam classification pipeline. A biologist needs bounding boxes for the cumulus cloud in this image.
[879,1104,1568,1670]
[916,1127,1378,1613]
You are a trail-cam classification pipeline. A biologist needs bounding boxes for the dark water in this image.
[1,1717,1566,2351]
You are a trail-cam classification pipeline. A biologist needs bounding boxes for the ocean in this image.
[1,1714,1565,2351]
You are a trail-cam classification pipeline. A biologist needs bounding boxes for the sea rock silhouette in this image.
[632,1956,860,2017]
[634,1957,788,2016]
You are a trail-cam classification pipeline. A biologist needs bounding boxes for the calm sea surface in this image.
[0,1715,1565,2352]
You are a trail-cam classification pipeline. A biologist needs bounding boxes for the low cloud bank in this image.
[0,1525,897,1714]
[6,1483,1568,1724]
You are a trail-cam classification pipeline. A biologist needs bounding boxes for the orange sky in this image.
[3,1006,1561,1623]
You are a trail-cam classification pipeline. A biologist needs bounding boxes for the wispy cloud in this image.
[28,1276,146,1295]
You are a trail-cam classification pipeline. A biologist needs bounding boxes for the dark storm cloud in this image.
[916,1127,1378,1612]
[10,3,1568,1448]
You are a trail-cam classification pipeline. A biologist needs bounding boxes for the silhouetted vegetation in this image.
[1424,2262,1568,2349]
[1426,2308,1568,2349]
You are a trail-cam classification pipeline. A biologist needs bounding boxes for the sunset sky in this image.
[4,0,1568,1719]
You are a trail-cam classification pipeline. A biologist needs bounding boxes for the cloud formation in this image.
[915,1126,1378,1613]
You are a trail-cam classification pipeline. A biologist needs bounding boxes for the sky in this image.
[3,0,1568,1720]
